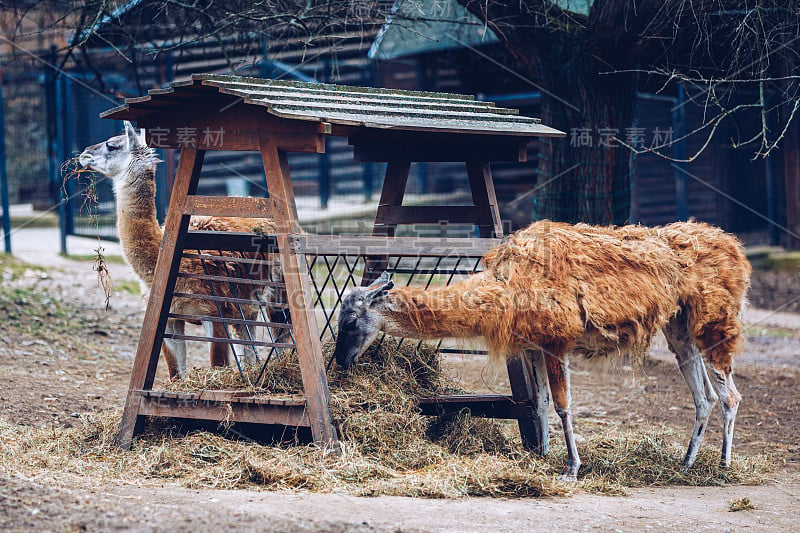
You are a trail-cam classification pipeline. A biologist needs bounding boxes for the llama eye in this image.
[106,142,118,152]
[342,316,357,330]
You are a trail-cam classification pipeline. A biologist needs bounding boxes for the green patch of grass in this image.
[0,286,92,347]
[9,213,59,229]
[63,253,127,264]
[766,252,800,272]
[114,279,140,295]
[0,254,48,281]
[744,325,797,338]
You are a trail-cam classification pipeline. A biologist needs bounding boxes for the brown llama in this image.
[334,220,751,480]
[79,121,286,379]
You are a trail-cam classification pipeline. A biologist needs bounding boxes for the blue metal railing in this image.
[0,81,11,253]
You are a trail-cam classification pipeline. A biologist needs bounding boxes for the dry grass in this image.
[728,497,755,512]
[62,156,114,308]
[576,432,771,493]
[0,341,772,498]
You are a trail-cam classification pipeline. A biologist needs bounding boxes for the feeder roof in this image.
[101,74,564,138]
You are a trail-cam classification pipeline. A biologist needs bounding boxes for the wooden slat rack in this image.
[102,74,564,453]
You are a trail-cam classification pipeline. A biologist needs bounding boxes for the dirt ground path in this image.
[2,246,800,532]
[3,472,799,532]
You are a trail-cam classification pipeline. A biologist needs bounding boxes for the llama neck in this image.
[382,273,495,340]
[115,164,163,286]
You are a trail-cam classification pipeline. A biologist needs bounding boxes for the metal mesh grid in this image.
[162,247,293,384]
[157,237,490,387]
[304,251,489,369]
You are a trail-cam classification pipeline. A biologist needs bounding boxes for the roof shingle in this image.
[101,74,564,138]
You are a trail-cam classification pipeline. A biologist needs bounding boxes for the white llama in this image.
[79,121,286,378]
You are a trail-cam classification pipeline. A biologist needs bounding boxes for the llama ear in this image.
[124,121,144,149]
[368,271,392,288]
[365,272,394,301]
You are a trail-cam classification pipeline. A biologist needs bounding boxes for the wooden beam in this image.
[260,132,338,448]
[259,132,301,234]
[372,160,411,237]
[349,130,536,144]
[137,96,327,153]
[290,234,499,257]
[184,230,279,253]
[117,146,205,449]
[137,393,310,427]
[183,195,279,218]
[278,231,339,448]
[374,205,493,226]
[417,394,529,419]
[365,161,412,285]
[144,129,324,153]
[467,161,503,238]
[505,351,550,455]
[353,140,527,163]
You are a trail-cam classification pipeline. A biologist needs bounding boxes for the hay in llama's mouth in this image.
[62,155,115,308]
[0,340,771,497]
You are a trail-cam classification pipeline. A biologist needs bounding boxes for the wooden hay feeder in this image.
[102,74,565,451]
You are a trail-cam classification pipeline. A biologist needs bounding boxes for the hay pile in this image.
[0,341,771,498]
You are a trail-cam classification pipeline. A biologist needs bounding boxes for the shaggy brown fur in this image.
[336,219,750,477]
[385,220,750,371]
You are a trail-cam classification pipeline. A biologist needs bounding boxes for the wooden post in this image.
[117,146,205,449]
[467,160,548,454]
[363,160,411,286]
[513,351,550,454]
[466,161,503,238]
[373,160,411,237]
[259,132,338,447]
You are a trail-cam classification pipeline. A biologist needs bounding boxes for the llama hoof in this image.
[560,467,579,482]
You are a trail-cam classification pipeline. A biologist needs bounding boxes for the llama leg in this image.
[524,349,551,456]
[545,354,580,481]
[269,308,290,346]
[690,306,744,468]
[709,363,741,468]
[663,316,718,470]
[160,340,179,380]
[203,321,230,367]
[163,319,187,378]
[232,323,258,367]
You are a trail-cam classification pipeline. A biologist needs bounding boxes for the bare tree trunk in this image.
[782,52,800,250]
[460,0,639,225]
[535,60,637,224]
[783,116,800,250]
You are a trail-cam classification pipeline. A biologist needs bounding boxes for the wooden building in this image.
[16,0,783,246]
